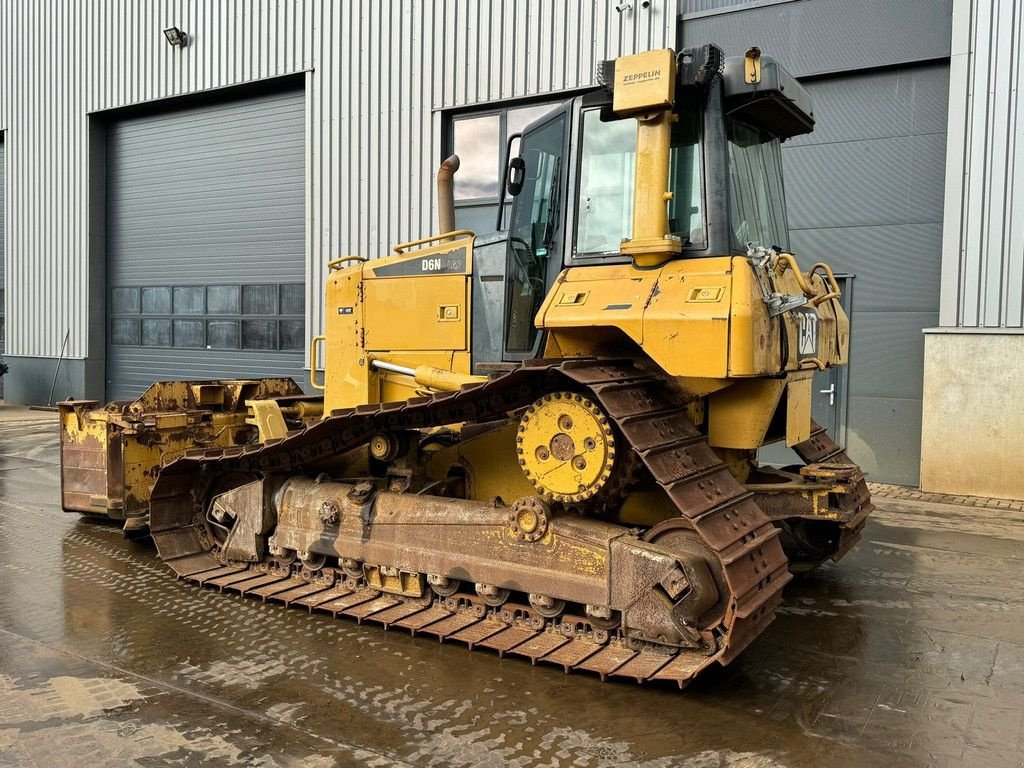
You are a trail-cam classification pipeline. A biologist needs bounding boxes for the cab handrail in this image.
[392,230,475,254]
[327,255,368,271]
[309,335,327,391]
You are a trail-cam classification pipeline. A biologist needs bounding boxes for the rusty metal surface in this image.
[58,378,310,520]
[149,359,793,687]
[792,422,876,561]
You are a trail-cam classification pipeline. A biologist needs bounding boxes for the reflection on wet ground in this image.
[0,417,1022,766]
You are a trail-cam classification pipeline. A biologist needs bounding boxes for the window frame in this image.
[568,97,711,265]
[108,283,305,353]
[502,104,574,361]
[445,97,576,230]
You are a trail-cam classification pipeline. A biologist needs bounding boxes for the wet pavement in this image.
[0,415,1022,767]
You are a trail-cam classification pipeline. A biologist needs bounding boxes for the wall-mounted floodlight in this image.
[163,26,188,47]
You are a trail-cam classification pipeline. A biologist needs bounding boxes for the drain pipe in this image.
[437,154,460,240]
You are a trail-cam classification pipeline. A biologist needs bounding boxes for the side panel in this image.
[322,236,476,413]
[643,260,733,379]
[363,274,468,352]
[539,256,848,378]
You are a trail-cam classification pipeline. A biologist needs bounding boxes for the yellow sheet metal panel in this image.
[322,242,476,412]
[707,378,786,450]
[612,49,676,114]
[728,257,781,376]
[323,265,370,413]
[363,274,468,352]
[642,258,732,378]
[539,258,738,379]
[538,264,658,343]
[785,375,813,447]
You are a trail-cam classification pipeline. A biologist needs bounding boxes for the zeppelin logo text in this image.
[622,69,660,84]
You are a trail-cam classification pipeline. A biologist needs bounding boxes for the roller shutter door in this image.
[106,88,305,401]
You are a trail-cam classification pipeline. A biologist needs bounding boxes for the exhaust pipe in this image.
[437,154,460,240]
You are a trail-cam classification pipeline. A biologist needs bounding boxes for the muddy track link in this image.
[792,422,875,562]
[150,359,792,687]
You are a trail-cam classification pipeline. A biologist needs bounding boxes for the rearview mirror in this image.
[507,157,526,196]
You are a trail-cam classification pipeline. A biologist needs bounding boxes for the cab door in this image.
[503,108,570,360]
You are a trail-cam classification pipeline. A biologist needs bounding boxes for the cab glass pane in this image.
[574,108,704,256]
[453,114,500,200]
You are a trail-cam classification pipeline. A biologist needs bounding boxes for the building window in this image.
[448,101,562,234]
[109,283,305,352]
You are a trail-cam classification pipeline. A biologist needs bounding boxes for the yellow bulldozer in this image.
[59,45,872,686]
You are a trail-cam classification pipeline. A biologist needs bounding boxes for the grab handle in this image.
[328,255,368,271]
[309,335,326,391]
[392,230,475,253]
[808,262,842,306]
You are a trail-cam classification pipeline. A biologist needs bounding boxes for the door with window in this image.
[449,102,563,235]
[503,111,568,358]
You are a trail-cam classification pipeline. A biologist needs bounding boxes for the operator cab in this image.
[469,45,815,370]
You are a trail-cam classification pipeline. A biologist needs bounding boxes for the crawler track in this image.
[793,423,875,561]
[150,360,791,686]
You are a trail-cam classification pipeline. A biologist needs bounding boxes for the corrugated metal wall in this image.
[683,0,952,78]
[681,0,791,16]
[0,0,677,366]
[940,0,1024,328]
[783,64,949,485]
[0,135,5,397]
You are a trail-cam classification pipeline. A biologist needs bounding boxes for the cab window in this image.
[504,113,566,355]
[727,120,789,251]
[574,107,704,256]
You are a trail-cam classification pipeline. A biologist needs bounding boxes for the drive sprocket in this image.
[515,391,616,503]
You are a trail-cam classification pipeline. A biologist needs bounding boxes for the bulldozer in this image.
[60,45,872,686]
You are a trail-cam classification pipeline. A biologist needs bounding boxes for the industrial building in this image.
[0,0,1017,497]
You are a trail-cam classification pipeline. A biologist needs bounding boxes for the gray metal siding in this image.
[681,0,952,77]
[0,1,676,367]
[0,137,4,398]
[782,63,950,484]
[105,89,305,401]
[682,0,793,16]
[940,0,1024,328]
